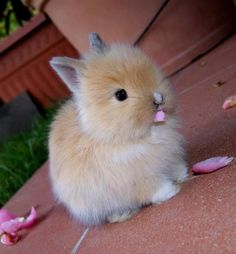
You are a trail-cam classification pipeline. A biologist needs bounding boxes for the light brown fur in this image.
[49,34,188,225]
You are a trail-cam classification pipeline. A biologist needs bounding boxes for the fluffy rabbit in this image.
[49,33,188,226]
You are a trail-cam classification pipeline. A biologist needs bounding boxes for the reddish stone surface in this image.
[78,168,236,254]
[139,0,236,75]
[0,33,235,254]
[171,35,236,164]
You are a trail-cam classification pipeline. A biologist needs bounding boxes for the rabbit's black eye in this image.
[115,89,128,101]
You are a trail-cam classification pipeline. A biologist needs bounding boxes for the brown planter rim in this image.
[0,14,47,54]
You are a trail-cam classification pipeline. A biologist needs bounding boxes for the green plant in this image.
[0,0,32,37]
[0,104,59,207]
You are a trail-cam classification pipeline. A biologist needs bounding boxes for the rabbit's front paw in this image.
[151,181,180,204]
[107,209,139,223]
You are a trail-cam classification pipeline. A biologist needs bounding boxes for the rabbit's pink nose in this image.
[154,110,165,122]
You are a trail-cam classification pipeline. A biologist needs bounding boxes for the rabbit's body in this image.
[49,34,188,225]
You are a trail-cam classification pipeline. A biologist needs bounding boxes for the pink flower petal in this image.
[0,209,16,235]
[21,207,37,229]
[154,110,165,122]
[0,207,37,246]
[0,207,37,234]
[0,233,18,245]
[192,156,234,174]
[222,95,236,110]
[1,218,23,234]
[0,209,15,224]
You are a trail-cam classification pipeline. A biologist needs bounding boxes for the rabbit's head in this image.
[50,33,176,143]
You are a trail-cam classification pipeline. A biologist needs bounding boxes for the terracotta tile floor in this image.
[0,35,235,254]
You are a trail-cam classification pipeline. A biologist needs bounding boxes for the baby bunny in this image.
[49,33,188,226]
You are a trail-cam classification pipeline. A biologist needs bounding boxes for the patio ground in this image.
[0,35,235,254]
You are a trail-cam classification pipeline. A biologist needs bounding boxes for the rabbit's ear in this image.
[89,32,106,53]
[50,56,83,93]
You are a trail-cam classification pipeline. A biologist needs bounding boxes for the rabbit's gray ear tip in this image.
[88,32,100,41]
[89,32,98,37]
[88,32,106,52]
